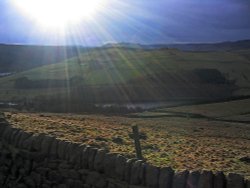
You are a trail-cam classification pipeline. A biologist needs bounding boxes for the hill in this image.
[0,44,88,72]
[0,46,250,112]
[1,39,250,74]
[104,39,250,51]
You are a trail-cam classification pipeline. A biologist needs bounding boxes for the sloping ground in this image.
[0,48,250,104]
[0,44,87,72]
[156,98,250,118]
[4,110,250,179]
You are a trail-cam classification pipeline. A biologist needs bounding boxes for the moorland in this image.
[1,40,250,178]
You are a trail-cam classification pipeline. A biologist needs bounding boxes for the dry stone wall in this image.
[0,113,249,188]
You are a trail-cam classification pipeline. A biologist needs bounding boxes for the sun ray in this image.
[12,0,107,31]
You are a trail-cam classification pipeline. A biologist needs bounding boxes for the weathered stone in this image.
[81,146,90,168]
[9,128,20,144]
[83,184,91,188]
[58,161,73,169]
[214,171,225,188]
[41,135,54,154]
[69,144,82,164]
[104,153,117,178]
[35,167,49,177]
[58,184,68,188]
[59,168,69,178]
[108,179,128,188]
[18,131,32,148]
[86,171,107,188]
[42,183,51,188]
[31,171,42,186]
[57,140,70,159]
[48,161,58,169]
[32,134,46,151]
[145,164,160,188]
[115,154,127,181]
[14,130,24,147]
[0,123,8,137]
[246,179,250,188]
[66,179,84,188]
[22,134,36,151]
[24,176,36,187]
[172,170,189,188]
[48,170,63,183]
[130,160,145,185]
[16,183,28,188]
[198,170,213,188]
[125,158,137,183]
[23,159,32,173]
[2,126,13,143]
[186,171,200,188]
[108,181,117,188]
[94,149,107,172]
[226,173,244,188]
[31,152,47,162]
[64,142,74,161]
[19,167,29,176]
[88,147,97,170]
[68,169,80,180]
[10,164,18,177]
[159,167,174,188]
[50,138,59,157]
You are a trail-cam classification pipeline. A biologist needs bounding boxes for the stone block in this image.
[2,126,12,143]
[69,144,82,164]
[145,164,160,188]
[94,149,107,173]
[186,171,200,188]
[130,160,145,185]
[246,179,250,188]
[159,167,174,188]
[86,171,107,188]
[81,146,90,169]
[172,170,189,188]
[49,138,59,157]
[104,153,117,178]
[41,135,55,154]
[57,140,70,159]
[115,154,127,181]
[198,170,213,188]
[124,158,137,183]
[88,147,97,170]
[226,173,244,188]
[214,171,225,188]
[32,133,46,151]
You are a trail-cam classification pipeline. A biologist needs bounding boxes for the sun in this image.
[13,0,106,30]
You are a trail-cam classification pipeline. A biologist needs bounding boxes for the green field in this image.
[1,47,250,104]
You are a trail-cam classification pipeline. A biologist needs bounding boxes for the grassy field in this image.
[2,48,250,85]
[1,48,250,101]
[4,98,250,179]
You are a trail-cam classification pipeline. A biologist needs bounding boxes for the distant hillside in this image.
[1,46,250,112]
[0,44,88,72]
[104,39,250,51]
[1,39,250,73]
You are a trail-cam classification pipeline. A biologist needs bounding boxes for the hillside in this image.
[1,39,250,73]
[104,39,250,51]
[5,97,250,178]
[0,44,88,72]
[0,46,250,111]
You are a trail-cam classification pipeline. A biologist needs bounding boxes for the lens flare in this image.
[13,0,106,30]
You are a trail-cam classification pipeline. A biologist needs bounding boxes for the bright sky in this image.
[0,0,250,45]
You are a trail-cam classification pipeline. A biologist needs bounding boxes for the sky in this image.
[0,0,250,46]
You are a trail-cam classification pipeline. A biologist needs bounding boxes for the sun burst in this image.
[13,0,106,30]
